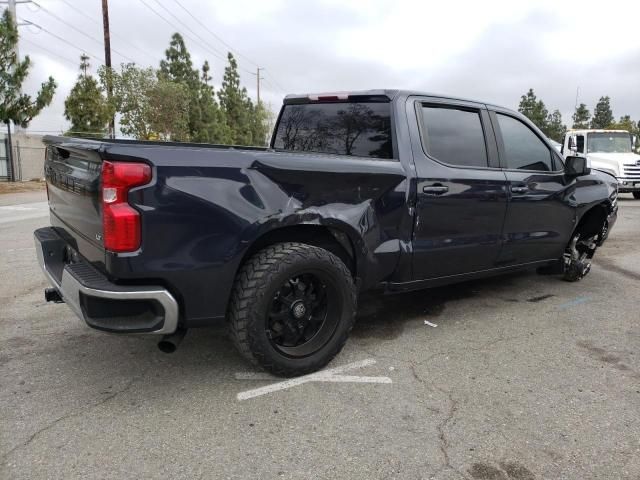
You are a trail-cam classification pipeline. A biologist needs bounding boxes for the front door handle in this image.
[511,186,528,194]
[423,184,449,195]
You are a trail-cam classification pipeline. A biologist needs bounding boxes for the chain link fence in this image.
[0,133,46,182]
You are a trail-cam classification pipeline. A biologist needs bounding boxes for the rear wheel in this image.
[633,192,640,199]
[228,242,356,377]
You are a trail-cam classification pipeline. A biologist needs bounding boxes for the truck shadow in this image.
[352,271,534,341]
[4,270,541,399]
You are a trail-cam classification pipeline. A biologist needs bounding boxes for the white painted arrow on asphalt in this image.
[235,358,392,401]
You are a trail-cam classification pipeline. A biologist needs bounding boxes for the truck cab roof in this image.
[283,89,503,110]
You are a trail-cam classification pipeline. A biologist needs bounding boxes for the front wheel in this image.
[228,242,356,377]
[562,232,597,282]
[633,192,640,199]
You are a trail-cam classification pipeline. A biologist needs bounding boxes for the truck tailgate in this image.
[44,139,105,264]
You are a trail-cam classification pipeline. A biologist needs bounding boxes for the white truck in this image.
[561,129,640,199]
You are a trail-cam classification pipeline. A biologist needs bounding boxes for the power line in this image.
[57,0,161,64]
[260,73,286,94]
[21,37,80,67]
[30,1,135,63]
[139,0,266,79]
[169,0,256,67]
[137,0,228,65]
[168,0,288,92]
[150,0,226,59]
[20,18,104,64]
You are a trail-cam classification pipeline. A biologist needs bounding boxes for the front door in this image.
[490,110,575,265]
[408,98,509,280]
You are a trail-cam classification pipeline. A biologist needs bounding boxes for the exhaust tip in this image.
[157,329,187,354]
[44,287,64,303]
[157,340,177,354]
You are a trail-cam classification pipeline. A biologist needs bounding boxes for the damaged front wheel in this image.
[562,232,598,282]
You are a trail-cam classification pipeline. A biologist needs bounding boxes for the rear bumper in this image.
[34,227,179,334]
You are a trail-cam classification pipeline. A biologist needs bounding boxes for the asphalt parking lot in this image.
[1,191,639,480]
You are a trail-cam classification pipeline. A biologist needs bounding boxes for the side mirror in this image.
[632,135,637,149]
[565,155,591,177]
[568,135,577,152]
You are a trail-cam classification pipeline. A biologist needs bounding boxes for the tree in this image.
[545,109,566,142]
[100,64,155,139]
[591,96,614,129]
[608,115,640,152]
[0,10,56,128]
[250,101,272,146]
[100,64,190,141]
[147,79,189,141]
[193,60,231,143]
[159,33,199,87]
[572,103,590,129]
[159,33,202,140]
[518,88,548,131]
[218,53,254,145]
[608,114,635,132]
[64,54,111,137]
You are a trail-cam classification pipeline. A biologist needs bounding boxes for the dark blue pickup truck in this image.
[36,90,618,376]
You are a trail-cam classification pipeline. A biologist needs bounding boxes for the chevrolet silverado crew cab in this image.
[561,129,640,198]
[36,90,618,376]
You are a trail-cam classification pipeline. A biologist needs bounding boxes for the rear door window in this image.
[420,105,488,168]
[272,102,393,159]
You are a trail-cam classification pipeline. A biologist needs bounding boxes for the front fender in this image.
[573,170,618,218]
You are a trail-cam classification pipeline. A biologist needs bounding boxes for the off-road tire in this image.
[228,242,356,377]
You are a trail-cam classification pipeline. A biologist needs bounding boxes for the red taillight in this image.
[101,161,152,253]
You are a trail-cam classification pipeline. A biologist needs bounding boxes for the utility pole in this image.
[256,67,263,106]
[101,0,115,138]
[80,53,89,78]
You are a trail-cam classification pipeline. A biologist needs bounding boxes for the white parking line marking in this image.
[235,358,392,401]
[314,375,392,384]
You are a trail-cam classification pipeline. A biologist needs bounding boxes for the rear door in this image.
[408,97,509,280]
[490,109,574,265]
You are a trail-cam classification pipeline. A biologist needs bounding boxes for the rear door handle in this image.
[511,186,528,194]
[423,185,449,195]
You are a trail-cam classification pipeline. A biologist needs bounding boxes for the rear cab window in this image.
[272,100,393,159]
[419,105,489,168]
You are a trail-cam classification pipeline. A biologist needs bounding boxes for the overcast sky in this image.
[12,0,640,135]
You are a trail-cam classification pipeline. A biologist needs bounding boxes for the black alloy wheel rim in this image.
[266,271,340,358]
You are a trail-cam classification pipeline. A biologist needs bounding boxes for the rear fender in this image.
[237,203,401,290]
